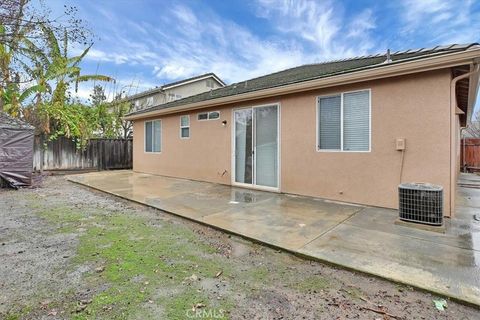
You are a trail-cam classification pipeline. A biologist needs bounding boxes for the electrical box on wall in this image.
[396,138,406,150]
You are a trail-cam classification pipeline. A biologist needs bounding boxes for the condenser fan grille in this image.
[399,183,443,226]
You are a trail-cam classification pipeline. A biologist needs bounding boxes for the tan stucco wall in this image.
[132,78,224,110]
[133,69,452,214]
[164,79,223,100]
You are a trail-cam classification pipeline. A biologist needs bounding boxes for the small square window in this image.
[181,127,190,138]
[198,113,208,120]
[206,79,214,88]
[208,111,220,120]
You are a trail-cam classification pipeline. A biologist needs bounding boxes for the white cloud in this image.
[171,5,198,26]
[399,0,480,45]
[254,0,377,60]
[77,1,379,86]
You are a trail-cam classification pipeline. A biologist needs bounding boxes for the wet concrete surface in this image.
[68,170,480,306]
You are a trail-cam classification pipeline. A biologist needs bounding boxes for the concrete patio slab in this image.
[68,170,480,307]
[202,195,362,250]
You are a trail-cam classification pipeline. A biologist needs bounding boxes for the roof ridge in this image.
[236,43,480,84]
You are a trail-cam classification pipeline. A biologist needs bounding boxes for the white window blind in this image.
[318,95,341,150]
[343,91,370,151]
[145,120,161,152]
[318,90,370,151]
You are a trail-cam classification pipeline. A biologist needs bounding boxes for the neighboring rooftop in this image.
[127,43,480,117]
[126,72,225,101]
[0,112,34,130]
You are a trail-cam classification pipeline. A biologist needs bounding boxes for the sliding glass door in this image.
[234,105,278,189]
[234,109,253,184]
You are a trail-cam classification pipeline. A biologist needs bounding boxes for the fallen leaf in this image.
[40,300,50,310]
[192,303,206,311]
[95,266,105,273]
[183,274,199,283]
[47,309,57,316]
[75,304,87,313]
[433,299,447,311]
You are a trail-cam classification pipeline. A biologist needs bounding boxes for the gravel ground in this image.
[0,175,479,319]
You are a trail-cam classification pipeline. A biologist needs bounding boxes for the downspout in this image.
[460,127,467,172]
[449,63,480,217]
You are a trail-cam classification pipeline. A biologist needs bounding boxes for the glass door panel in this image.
[234,109,253,184]
[254,105,278,188]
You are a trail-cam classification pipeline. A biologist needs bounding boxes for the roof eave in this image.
[466,62,480,124]
[125,48,480,121]
[162,73,226,90]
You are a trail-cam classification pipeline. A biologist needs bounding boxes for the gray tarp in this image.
[0,113,34,188]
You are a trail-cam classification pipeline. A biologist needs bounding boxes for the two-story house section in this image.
[128,73,225,111]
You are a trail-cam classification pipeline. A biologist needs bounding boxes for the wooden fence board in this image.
[461,138,480,172]
[33,136,132,171]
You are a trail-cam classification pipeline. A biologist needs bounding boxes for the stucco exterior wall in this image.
[133,69,452,214]
[133,92,166,111]
[132,77,224,111]
[164,79,223,101]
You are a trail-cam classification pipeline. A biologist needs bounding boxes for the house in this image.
[127,73,225,111]
[124,44,480,217]
[0,112,34,188]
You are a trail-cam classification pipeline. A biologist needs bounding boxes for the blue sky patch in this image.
[46,0,480,107]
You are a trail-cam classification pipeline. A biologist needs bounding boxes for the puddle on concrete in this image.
[232,191,257,203]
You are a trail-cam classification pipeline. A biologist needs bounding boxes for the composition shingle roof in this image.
[0,112,34,130]
[127,43,479,117]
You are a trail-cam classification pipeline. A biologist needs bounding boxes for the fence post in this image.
[39,134,44,173]
[96,140,102,171]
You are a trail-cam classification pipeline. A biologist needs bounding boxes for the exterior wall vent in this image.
[398,183,443,225]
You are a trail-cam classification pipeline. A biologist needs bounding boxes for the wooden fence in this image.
[461,138,480,172]
[33,136,133,171]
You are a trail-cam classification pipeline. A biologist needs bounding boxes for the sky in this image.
[45,0,480,103]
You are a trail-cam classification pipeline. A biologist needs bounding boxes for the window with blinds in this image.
[318,95,341,150]
[317,90,370,151]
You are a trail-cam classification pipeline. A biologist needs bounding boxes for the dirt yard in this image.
[0,175,478,319]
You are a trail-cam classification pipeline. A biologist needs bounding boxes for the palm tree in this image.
[21,25,114,138]
[0,22,43,116]
[41,26,113,106]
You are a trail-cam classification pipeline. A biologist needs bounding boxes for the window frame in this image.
[316,89,371,153]
[146,96,154,106]
[180,115,190,139]
[197,111,221,121]
[144,119,162,153]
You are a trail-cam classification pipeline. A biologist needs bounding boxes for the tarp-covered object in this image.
[0,112,34,188]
